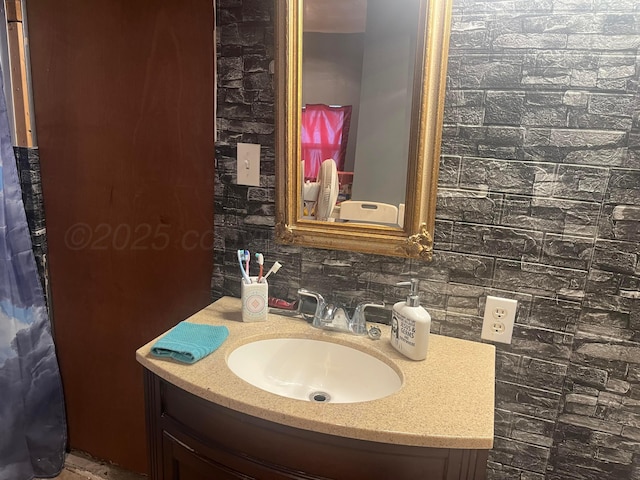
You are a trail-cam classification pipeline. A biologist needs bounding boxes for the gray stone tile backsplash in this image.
[214,0,640,478]
[14,147,48,298]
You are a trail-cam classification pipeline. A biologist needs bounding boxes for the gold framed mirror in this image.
[275,0,453,260]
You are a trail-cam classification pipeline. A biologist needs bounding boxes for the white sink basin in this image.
[227,338,402,403]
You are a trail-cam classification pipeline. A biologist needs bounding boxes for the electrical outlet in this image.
[481,296,517,344]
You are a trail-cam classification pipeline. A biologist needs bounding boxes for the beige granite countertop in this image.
[136,296,495,449]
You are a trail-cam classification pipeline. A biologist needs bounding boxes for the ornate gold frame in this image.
[275,0,453,260]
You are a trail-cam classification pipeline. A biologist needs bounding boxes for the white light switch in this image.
[237,143,260,186]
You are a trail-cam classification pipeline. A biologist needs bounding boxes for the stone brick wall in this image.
[214,0,640,478]
[15,146,48,296]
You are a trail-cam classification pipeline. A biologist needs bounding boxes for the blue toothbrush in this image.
[237,250,251,283]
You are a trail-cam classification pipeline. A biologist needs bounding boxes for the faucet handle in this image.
[297,288,324,301]
[354,302,386,315]
[350,302,386,335]
[297,289,326,322]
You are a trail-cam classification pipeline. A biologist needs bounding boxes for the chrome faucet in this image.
[297,289,385,337]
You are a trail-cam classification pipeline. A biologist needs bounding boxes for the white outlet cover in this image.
[481,296,517,344]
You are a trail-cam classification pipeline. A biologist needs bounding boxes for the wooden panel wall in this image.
[25,0,214,472]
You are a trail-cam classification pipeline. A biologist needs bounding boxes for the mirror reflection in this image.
[300,0,421,227]
[275,0,452,259]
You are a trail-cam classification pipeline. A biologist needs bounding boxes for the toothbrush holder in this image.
[241,277,268,322]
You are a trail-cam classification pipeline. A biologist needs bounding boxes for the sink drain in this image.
[309,391,331,403]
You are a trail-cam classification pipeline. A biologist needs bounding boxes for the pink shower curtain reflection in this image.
[301,104,352,180]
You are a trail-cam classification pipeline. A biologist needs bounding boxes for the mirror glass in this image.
[275,0,453,259]
[301,0,421,225]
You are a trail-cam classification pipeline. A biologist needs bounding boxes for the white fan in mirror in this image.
[301,159,339,221]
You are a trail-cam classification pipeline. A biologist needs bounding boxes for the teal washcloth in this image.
[150,321,229,364]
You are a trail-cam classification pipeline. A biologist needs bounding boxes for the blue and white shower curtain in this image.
[0,76,66,477]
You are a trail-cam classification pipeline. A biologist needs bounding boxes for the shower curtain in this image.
[0,75,67,477]
[301,104,352,180]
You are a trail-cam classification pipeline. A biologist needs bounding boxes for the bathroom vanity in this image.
[136,297,496,480]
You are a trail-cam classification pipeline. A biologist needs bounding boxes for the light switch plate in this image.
[237,143,260,186]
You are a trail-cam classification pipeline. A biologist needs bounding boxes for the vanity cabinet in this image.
[144,369,488,480]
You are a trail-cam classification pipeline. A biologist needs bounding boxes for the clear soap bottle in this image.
[390,279,431,361]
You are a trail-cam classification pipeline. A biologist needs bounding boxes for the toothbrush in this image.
[237,250,251,283]
[263,261,282,280]
[244,250,250,279]
[256,253,264,282]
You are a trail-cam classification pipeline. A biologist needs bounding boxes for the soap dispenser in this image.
[390,279,431,361]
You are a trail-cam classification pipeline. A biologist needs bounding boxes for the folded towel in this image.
[150,321,229,364]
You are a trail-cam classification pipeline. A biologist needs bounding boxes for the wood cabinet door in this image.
[162,433,246,480]
[26,0,214,473]
[145,370,489,480]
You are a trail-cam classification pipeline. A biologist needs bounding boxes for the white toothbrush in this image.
[263,261,282,280]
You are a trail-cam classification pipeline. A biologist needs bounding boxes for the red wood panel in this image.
[26,0,214,472]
